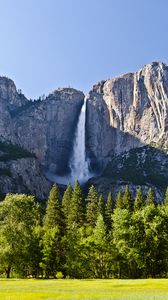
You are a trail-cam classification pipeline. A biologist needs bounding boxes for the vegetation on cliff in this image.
[0,141,35,162]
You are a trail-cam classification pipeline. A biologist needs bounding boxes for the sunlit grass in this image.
[0,279,168,300]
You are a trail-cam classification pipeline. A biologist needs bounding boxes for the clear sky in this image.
[0,0,168,99]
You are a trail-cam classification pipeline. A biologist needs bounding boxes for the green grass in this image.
[0,279,168,300]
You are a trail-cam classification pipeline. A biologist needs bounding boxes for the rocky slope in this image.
[0,157,50,199]
[88,146,168,199]
[0,140,50,198]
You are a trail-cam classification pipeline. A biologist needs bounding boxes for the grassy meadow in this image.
[0,279,168,300]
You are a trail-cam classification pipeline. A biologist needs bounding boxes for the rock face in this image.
[0,157,50,199]
[0,77,84,198]
[86,62,168,199]
[0,76,28,109]
[86,62,168,170]
[12,88,84,174]
[0,77,28,141]
[0,62,167,199]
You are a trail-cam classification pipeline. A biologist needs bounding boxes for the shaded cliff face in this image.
[86,62,168,170]
[12,88,84,174]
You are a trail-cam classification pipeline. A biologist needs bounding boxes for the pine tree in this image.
[146,187,156,206]
[42,184,64,277]
[105,192,114,230]
[62,184,72,225]
[122,185,133,210]
[93,214,107,245]
[116,191,123,209]
[163,187,168,206]
[68,181,84,228]
[86,185,99,227]
[134,187,145,210]
[44,184,63,230]
[98,195,104,218]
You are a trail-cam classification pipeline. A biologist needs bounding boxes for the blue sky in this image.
[0,0,168,99]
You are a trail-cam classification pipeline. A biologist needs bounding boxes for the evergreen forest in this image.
[0,183,168,279]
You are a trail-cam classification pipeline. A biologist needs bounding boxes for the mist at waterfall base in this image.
[46,98,93,186]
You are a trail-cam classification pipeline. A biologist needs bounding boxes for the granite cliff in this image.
[86,62,168,197]
[12,88,84,174]
[0,61,167,199]
[86,62,168,167]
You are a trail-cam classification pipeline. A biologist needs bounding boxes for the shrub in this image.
[56,272,64,279]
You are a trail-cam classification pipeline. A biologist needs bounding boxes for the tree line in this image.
[0,182,168,279]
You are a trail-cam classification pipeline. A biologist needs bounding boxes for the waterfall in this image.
[69,97,91,184]
[46,97,92,186]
